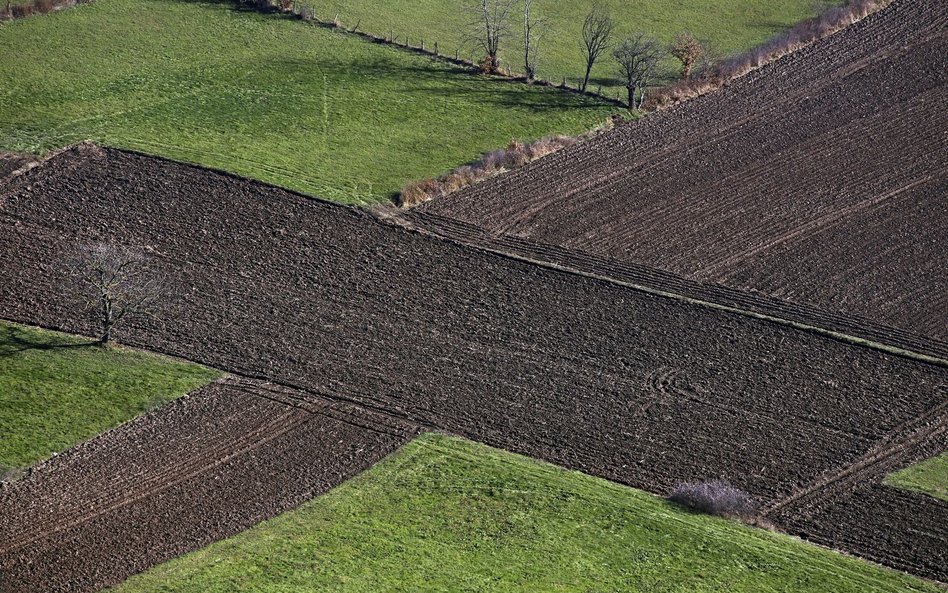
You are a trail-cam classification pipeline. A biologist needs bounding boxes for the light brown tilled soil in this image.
[0,145,945,583]
[422,0,948,343]
[0,377,419,593]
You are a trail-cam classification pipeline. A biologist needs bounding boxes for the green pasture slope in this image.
[0,0,616,204]
[0,321,220,471]
[886,453,948,503]
[317,0,834,93]
[114,434,937,593]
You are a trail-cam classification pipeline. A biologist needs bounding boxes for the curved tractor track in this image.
[421,0,948,344]
[1,144,945,585]
[0,377,420,593]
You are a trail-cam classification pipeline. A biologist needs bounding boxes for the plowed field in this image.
[0,376,419,593]
[421,0,948,343]
[1,145,945,582]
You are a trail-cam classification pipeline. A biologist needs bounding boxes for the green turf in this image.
[0,321,221,470]
[0,0,617,204]
[316,0,836,94]
[112,433,937,593]
[885,453,948,503]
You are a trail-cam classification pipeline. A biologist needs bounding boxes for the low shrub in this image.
[11,3,33,17]
[395,132,589,207]
[35,0,54,13]
[668,480,757,520]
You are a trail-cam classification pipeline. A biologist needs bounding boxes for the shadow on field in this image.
[0,325,97,357]
[266,54,614,113]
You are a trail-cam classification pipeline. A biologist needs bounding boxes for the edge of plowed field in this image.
[387,208,948,367]
[7,143,944,368]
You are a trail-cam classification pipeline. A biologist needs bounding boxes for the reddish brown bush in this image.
[395,133,586,207]
[668,480,757,520]
[11,3,33,17]
[35,0,54,13]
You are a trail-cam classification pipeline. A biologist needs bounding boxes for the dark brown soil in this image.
[421,0,948,344]
[0,377,419,593]
[0,144,945,584]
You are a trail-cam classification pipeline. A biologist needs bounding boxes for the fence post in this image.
[421,39,425,51]
[434,41,439,55]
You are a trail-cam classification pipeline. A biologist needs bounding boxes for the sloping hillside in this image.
[422,0,948,343]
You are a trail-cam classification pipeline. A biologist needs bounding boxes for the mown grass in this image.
[316,0,837,93]
[0,0,617,204]
[885,453,948,503]
[0,321,221,470]
[113,433,938,593]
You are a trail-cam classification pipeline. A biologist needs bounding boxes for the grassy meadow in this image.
[0,321,220,471]
[315,0,836,94]
[885,453,948,503]
[112,433,939,593]
[0,0,617,203]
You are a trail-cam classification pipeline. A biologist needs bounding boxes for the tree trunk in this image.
[626,85,634,109]
[582,62,593,92]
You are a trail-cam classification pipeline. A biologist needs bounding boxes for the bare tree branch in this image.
[522,0,547,81]
[465,0,516,73]
[580,3,614,92]
[66,243,165,344]
[613,33,664,109]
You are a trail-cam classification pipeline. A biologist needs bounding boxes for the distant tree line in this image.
[466,0,711,110]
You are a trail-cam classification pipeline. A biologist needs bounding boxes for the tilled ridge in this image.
[0,378,421,593]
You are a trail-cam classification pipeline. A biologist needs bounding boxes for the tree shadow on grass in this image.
[0,325,97,357]
[265,55,616,113]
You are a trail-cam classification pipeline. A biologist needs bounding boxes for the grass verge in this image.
[0,321,221,470]
[0,0,617,204]
[885,453,948,503]
[112,433,938,593]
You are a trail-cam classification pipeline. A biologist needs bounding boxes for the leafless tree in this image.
[67,244,164,344]
[580,4,614,92]
[466,0,515,73]
[522,0,547,81]
[613,33,664,109]
[669,31,705,79]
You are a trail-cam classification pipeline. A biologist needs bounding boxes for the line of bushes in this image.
[396,118,620,207]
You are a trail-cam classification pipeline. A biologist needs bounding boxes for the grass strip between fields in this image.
[111,433,939,593]
[0,320,221,470]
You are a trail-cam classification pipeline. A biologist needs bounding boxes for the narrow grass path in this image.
[0,0,617,203]
[0,321,220,470]
[113,434,940,593]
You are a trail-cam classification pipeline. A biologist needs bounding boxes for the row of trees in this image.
[468,0,708,109]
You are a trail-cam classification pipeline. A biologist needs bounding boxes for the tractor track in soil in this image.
[421,0,948,344]
[0,143,945,584]
[0,377,420,593]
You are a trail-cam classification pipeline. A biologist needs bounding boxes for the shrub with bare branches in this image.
[669,31,704,79]
[466,0,515,74]
[613,33,664,109]
[66,244,165,345]
[580,3,614,92]
[668,480,758,520]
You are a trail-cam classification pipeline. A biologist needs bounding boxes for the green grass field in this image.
[885,453,948,503]
[0,321,220,470]
[0,0,617,204]
[316,0,835,94]
[112,433,938,593]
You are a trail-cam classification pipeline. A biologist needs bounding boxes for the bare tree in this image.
[466,0,515,73]
[68,244,164,345]
[580,4,614,92]
[613,33,664,109]
[522,0,547,81]
[669,31,704,79]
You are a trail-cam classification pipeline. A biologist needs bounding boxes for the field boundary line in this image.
[385,210,948,369]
